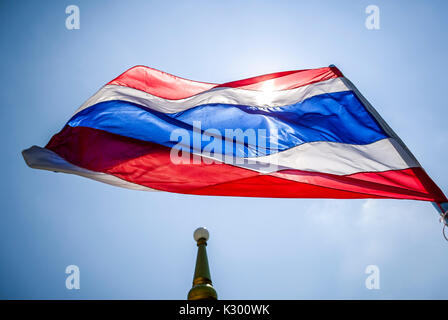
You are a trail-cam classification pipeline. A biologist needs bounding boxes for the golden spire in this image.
[187,227,218,300]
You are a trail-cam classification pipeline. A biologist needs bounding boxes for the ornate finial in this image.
[187,227,218,300]
[193,227,209,242]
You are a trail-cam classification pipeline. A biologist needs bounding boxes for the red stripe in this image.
[271,169,447,202]
[46,125,157,171]
[107,65,216,100]
[109,163,443,201]
[189,175,387,199]
[46,126,446,202]
[215,66,343,91]
[106,65,343,99]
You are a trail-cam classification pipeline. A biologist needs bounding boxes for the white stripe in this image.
[22,146,157,191]
[74,77,350,115]
[197,138,420,175]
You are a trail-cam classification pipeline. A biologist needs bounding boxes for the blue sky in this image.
[1,0,447,299]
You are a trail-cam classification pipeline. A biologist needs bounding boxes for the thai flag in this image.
[22,65,447,212]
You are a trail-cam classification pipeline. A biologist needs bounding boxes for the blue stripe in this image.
[67,91,388,157]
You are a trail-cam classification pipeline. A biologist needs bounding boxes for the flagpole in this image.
[187,227,218,300]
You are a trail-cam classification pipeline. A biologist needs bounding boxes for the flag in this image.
[22,65,447,211]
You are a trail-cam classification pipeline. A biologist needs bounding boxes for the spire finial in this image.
[187,227,218,300]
